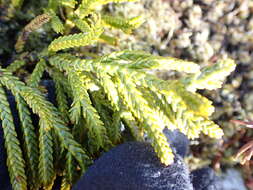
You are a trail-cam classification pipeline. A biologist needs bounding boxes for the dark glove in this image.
[73,130,223,190]
[73,142,194,190]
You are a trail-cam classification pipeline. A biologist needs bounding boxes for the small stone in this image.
[219,169,247,190]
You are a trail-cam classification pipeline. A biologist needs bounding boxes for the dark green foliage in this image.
[15,94,39,189]
[0,84,27,190]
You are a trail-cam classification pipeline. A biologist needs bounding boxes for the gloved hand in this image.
[73,141,193,190]
[73,129,222,190]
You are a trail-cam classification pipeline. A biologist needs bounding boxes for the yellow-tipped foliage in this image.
[48,50,236,165]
